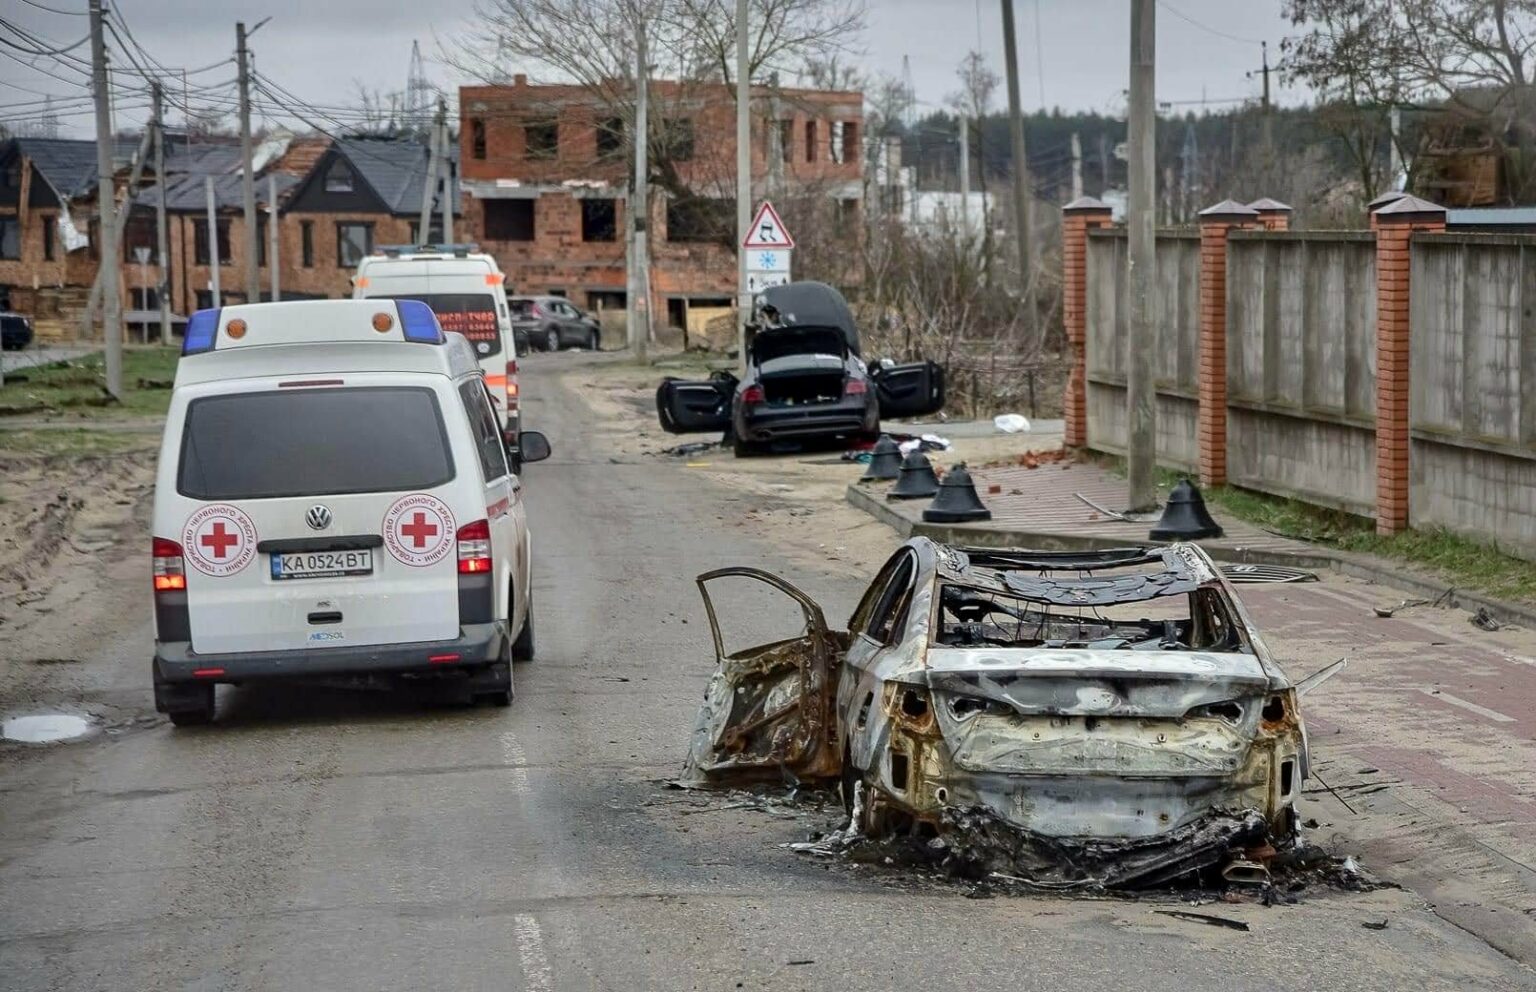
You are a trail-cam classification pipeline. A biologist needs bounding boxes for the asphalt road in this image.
[2,353,1533,991]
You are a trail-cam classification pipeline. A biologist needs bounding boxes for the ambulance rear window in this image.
[375,293,502,355]
[177,387,455,500]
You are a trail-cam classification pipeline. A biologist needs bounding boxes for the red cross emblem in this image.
[200,521,240,559]
[399,511,439,548]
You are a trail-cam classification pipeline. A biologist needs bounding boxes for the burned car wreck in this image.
[655,281,945,456]
[681,539,1342,889]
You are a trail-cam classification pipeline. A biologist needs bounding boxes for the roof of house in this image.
[1446,207,1536,228]
[11,136,140,199]
[333,136,459,215]
[131,170,301,212]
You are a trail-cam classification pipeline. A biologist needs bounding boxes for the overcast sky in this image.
[2,0,1306,139]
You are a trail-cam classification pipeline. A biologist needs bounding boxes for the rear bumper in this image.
[153,621,504,688]
[738,399,876,441]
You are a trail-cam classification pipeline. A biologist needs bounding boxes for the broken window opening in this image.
[471,118,487,159]
[525,118,559,159]
[484,199,535,241]
[936,583,1245,653]
[596,117,625,159]
[581,198,617,242]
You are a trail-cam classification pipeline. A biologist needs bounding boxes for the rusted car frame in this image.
[681,539,1340,888]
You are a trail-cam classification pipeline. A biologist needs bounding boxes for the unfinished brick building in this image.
[459,75,863,329]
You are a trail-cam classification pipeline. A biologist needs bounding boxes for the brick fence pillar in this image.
[1195,199,1260,487]
[1061,196,1114,448]
[1246,197,1293,232]
[1366,190,1408,232]
[1372,195,1446,535]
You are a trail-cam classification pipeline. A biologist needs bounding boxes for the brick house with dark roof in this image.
[0,136,138,335]
[280,136,458,301]
[459,75,863,329]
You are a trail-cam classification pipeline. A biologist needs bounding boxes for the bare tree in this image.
[949,50,999,121]
[1283,0,1536,203]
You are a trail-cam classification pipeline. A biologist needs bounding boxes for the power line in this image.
[1156,0,1263,46]
[19,0,85,15]
[0,16,90,57]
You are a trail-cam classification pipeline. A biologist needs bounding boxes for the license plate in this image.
[270,549,373,581]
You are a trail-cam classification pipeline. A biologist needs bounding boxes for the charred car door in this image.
[679,567,850,785]
[871,360,946,419]
[656,371,737,433]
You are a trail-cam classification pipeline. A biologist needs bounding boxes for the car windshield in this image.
[177,386,455,500]
[374,294,502,356]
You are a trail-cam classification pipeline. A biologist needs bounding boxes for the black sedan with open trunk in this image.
[656,282,944,456]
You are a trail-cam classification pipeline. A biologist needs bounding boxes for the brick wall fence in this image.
[1066,194,1536,560]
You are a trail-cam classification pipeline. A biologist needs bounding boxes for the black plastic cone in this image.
[923,463,991,522]
[1149,479,1223,540]
[886,450,940,500]
[860,435,903,482]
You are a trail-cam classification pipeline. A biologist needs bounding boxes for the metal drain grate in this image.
[1220,563,1320,583]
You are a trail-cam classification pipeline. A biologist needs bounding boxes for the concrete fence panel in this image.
[1086,230,1200,470]
[1224,232,1379,514]
[1410,234,1536,557]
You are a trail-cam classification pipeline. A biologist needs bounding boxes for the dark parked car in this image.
[656,281,944,457]
[511,296,602,352]
[1,312,34,351]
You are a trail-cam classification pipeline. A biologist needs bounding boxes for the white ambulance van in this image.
[352,245,522,463]
[151,299,551,726]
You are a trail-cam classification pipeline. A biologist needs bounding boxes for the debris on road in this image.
[1470,607,1503,631]
[679,538,1340,890]
[1373,588,1454,617]
[657,440,722,457]
[993,413,1030,434]
[1153,910,1251,932]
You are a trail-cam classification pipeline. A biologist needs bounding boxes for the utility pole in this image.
[631,16,651,361]
[1389,104,1402,186]
[439,98,455,243]
[959,115,970,238]
[1249,40,1273,155]
[1126,0,1158,512]
[268,172,280,302]
[999,0,1034,289]
[418,101,441,243]
[88,0,122,398]
[236,20,266,304]
[767,71,783,198]
[205,176,221,306]
[152,82,171,344]
[734,0,750,371]
[1070,131,1083,200]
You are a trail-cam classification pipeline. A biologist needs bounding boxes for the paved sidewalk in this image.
[848,453,1536,627]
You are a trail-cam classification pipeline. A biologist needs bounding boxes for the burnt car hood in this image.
[750,325,847,366]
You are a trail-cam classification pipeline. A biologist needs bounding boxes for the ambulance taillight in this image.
[153,537,186,592]
[505,359,519,412]
[456,520,492,574]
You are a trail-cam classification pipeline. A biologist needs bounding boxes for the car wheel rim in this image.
[547,331,558,351]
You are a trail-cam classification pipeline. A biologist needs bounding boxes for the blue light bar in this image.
[397,299,445,344]
[183,308,221,355]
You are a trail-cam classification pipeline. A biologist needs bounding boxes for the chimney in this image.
[513,73,527,87]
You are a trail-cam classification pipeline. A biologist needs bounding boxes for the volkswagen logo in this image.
[305,505,333,531]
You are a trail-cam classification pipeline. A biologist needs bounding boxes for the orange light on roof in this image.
[226,318,247,339]
[372,312,394,332]
[484,273,504,285]
[355,276,371,288]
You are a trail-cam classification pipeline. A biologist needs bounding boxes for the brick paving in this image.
[871,457,1320,558]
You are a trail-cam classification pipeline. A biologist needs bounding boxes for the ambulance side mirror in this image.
[517,430,552,464]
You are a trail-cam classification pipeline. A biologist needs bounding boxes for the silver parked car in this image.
[681,538,1343,888]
